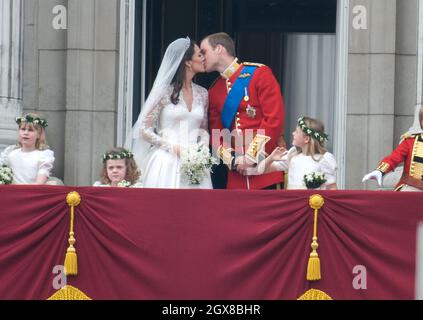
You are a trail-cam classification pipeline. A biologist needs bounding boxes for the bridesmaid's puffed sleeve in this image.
[38,149,55,177]
[0,145,17,166]
[321,152,337,185]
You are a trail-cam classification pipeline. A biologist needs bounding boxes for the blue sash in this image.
[221,66,257,129]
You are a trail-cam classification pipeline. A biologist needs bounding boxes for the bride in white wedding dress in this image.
[126,37,212,189]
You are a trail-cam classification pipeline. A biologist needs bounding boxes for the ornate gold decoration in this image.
[217,146,234,167]
[307,194,324,281]
[410,136,423,179]
[298,289,332,300]
[64,191,81,276]
[221,59,240,79]
[377,162,390,174]
[244,62,264,67]
[238,73,251,79]
[245,134,270,164]
[48,285,91,300]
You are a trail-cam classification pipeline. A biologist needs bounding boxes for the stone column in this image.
[347,0,397,189]
[64,0,119,185]
[0,0,23,149]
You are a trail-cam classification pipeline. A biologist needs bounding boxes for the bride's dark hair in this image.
[170,40,195,105]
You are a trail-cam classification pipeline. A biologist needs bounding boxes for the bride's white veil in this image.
[125,37,191,172]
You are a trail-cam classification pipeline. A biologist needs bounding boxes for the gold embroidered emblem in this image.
[410,135,423,179]
[238,73,251,79]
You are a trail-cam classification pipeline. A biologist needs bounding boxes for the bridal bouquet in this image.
[180,144,218,185]
[0,165,13,185]
[304,172,327,189]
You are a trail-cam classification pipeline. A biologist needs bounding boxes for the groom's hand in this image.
[235,156,255,176]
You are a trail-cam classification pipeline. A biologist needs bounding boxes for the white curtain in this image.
[282,33,336,151]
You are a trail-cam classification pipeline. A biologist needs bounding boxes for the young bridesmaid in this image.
[0,113,55,184]
[257,116,337,190]
[93,147,142,187]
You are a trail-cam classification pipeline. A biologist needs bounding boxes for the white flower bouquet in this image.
[304,172,327,189]
[180,144,218,185]
[0,165,13,185]
[117,180,131,188]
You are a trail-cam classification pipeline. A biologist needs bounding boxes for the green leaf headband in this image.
[102,150,134,163]
[15,115,48,128]
[297,117,328,143]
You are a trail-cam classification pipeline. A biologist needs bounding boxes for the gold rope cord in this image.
[307,194,324,281]
[64,191,81,276]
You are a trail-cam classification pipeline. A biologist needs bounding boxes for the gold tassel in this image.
[64,191,81,276]
[307,194,324,281]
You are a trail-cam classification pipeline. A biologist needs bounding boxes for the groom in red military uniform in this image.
[200,32,285,189]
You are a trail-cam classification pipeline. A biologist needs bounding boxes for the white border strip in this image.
[141,0,147,105]
[117,0,135,147]
[417,0,423,106]
[334,0,349,189]
[416,222,423,299]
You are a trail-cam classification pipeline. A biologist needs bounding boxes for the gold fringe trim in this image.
[298,289,332,300]
[64,192,81,276]
[307,195,324,281]
[48,285,91,300]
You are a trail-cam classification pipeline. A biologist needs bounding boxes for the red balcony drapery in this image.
[0,186,421,299]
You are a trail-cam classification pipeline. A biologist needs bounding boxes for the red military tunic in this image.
[208,59,285,189]
[377,134,423,190]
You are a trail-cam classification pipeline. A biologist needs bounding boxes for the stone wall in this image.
[21,0,120,185]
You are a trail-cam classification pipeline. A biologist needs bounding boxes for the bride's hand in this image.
[172,145,183,157]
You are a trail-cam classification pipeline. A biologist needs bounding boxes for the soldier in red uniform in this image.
[363,106,423,191]
[200,32,285,189]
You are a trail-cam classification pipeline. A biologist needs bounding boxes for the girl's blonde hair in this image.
[17,113,49,150]
[100,147,141,185]
[289,116,328,162]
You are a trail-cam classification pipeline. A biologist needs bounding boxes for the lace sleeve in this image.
[198,85,210,146]
[139,89,175,152]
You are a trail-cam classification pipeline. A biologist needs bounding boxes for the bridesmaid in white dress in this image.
[0,113,55,184]
[256,116,337,190]
[126,37,212,189]
[93,147,142,188]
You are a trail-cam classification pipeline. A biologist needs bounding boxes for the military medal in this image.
[244,87,255,118]
[246,105,256,119]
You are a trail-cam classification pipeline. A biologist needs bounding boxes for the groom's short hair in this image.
[204,32,236,57]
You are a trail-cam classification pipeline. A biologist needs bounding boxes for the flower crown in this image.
[15,115,48,128]
[102,150,134,163]
[297,117,328,143]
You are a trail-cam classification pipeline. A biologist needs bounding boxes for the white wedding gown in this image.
[139,83,213,189]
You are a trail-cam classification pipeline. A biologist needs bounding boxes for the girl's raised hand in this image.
[270,147,288,161]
